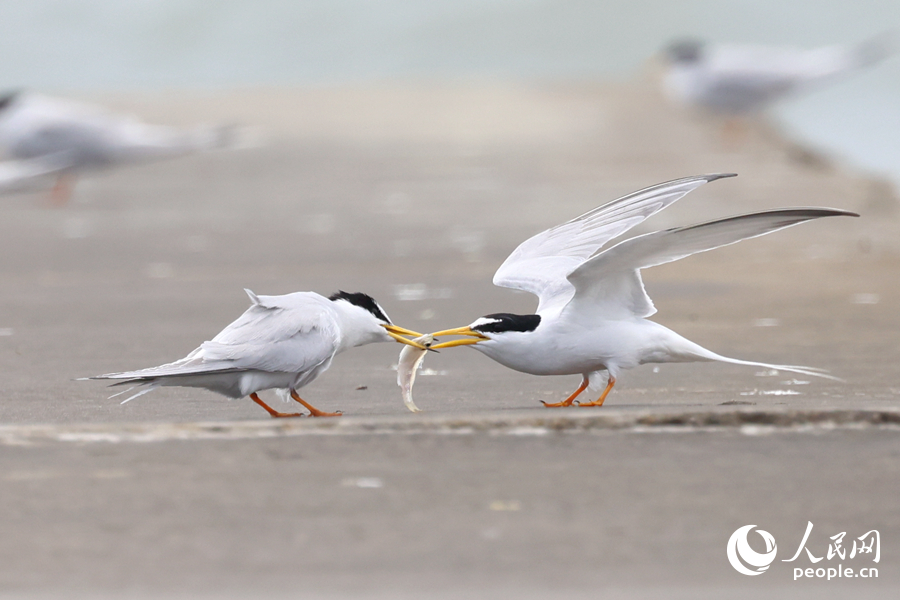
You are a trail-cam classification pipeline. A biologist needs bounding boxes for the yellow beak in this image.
[383,324,425,337]
[427,326,489,350]
[381,324,431,350]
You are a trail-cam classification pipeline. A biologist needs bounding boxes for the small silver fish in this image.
[396,334,434,412]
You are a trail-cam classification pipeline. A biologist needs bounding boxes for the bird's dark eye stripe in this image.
[474,313,541,333]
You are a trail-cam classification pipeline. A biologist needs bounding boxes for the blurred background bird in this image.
[0,91,236,204]
[661,34,894,117]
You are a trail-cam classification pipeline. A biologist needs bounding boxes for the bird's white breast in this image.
[474,317,684,376]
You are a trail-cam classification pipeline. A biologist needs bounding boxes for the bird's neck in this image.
[332,302,387,353]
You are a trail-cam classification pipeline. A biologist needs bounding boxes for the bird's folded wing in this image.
[197,291,339,373]
[564,208,858,320]
[93,328,338,382]
[208,290,330,344]
[492,174,734,313]
[93,291,340,379]
[90,350,239,381]
[703,72,798,107]
[706,35,895,88]
[0,153,73,192]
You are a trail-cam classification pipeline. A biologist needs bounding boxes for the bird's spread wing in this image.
[564,208,858,320]
[493,174,734,313]
[93,291,340,380]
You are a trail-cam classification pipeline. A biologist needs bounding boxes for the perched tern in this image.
[86,289,427,418]
[0,91,234,203]
[662,35,893,116]
[428,174,857,408]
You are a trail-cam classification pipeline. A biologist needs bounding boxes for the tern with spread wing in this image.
[428,174,857,408]
[0,91,233,203]
[86,290,427,418]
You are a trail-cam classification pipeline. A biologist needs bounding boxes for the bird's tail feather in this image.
[806,33,895,83]
[108,382,160,404]
[850,32,895,69]
[694,348,844,382]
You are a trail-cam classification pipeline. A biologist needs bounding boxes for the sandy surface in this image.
[0,80,898,597]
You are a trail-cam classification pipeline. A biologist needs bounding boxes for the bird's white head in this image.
[328,291,428,350]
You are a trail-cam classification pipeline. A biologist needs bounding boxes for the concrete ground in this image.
[0,82,898,598]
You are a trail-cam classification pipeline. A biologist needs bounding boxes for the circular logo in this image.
[727,525,777,576]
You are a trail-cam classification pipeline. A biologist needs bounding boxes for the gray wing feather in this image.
[565,208,858,319]
[92,291,340,380]
[493,174,735,313]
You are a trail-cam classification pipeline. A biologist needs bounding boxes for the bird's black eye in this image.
[329,291,391,323]
[472,313,540,333]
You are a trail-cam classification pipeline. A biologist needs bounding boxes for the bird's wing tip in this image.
[705,173,738,182]
[244,288,260,305]
[783,207,861,218]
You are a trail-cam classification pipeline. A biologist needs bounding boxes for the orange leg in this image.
[577,375,616,407]
[49,173,75,207]
[250,392,303,418]
[720,118,748,150]
[290,389,342,417]
[542,376,589,408]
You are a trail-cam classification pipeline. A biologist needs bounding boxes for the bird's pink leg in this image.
[250,392,303,418]
[49,173,75,207]
[290,389,342,417]
[542,376,589,408]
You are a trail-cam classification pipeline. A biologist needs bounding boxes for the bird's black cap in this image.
[665,39,704,63]
[329,291,391,323]
[0,91,19,112]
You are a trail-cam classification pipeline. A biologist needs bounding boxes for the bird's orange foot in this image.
[543,376,590,408]
[49,173,75,207]
[289,389,342,417]
[250,393,305,418]
[575,400,606,408]
[574,376,616,408]
[269,411,305,418]
[541,399,575,408]
[305,407,343,418]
